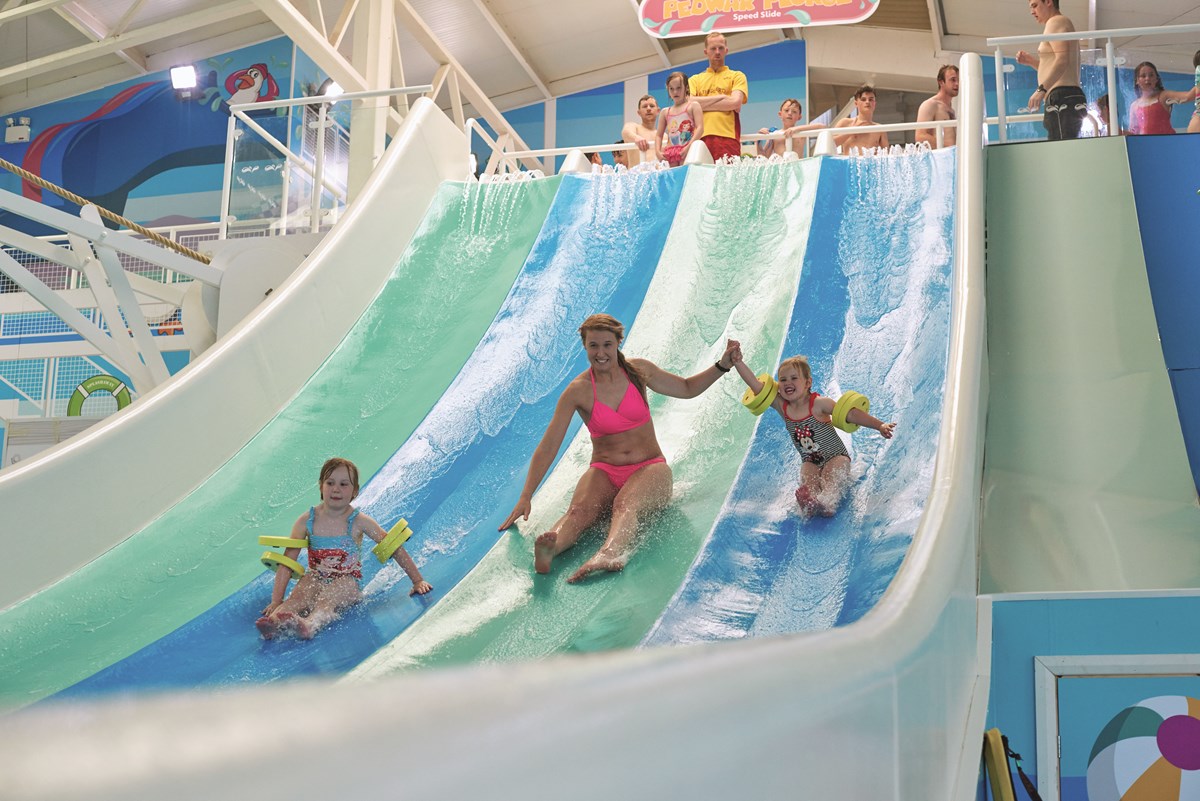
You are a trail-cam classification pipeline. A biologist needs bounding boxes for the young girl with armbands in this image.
[732,349,894,517]
[255,457,431,640]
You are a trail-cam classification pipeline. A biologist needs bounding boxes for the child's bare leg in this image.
[535,469,617,574]
[257,576,317,638]
[569,462,672,583]
[796,462,822,515]
[295,577,360,639]
[814,456,851,516]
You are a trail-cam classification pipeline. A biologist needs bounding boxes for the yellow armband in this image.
[741,374,778,417]
[260,552,305,577]
[831,391,870,433]
[258,534,307,576]
[373,518,414,564]
[258,535,308,549]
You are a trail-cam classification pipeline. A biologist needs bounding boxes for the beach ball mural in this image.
[1087,695,1200,801]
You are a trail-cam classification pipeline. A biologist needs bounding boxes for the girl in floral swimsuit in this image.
[256,457,431,639]
[499,313,739,583]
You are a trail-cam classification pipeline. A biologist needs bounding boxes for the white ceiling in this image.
[0,0,1196,117]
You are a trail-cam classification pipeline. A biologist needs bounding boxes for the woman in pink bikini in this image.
[499,313,738,583]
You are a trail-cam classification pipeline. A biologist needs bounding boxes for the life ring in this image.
[66,375,132,417]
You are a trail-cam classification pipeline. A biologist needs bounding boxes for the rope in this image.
[0,156,212,264]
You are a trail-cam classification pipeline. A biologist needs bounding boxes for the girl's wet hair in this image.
[778,354,812,382]
[578,314,646,398]
[665,71,690,95]
[319,457,360,500]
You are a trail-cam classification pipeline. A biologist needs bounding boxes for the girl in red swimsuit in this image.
[499,313,739,583]
[1128,61,1196,136]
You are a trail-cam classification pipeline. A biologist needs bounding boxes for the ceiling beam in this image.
[55,2,149,74]
[627,0,671,68]
[330,0,360,50]
[249,0,405,131]
[111,0,152,36]
[0,21,281,115]
[391,0,536,160]
[470,0,551,100]
[0,0,75,26]
[0,2,258,87]
[306,0,328,39]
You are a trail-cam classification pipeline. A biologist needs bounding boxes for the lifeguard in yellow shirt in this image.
[688,31,749,162]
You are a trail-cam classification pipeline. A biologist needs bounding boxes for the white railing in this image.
[987,22,1200,142]
[221,85,433,238]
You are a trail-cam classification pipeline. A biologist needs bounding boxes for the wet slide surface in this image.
[51,169,687,699]
[0,177,560,707]
[351,159,822,677]
[646,149,956,645]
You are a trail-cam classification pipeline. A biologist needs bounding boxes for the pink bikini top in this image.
[585,369,650,437]
[1131,99,1175,135]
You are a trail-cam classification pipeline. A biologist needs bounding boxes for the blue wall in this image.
[988,594,1200,800]
[1126,134,1200,494]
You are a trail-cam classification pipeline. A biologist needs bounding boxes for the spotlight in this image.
[318,78,344,98]
[170,65,197,90]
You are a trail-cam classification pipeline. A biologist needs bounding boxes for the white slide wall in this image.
[0,98,468,610]
[1,56,988,800]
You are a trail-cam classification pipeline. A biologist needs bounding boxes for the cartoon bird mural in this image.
[224,64,280,105]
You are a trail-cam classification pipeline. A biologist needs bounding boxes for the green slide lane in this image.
[352,159,820,676]
[0,177,561,708]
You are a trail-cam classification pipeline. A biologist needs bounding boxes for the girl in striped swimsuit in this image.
[733,353,895,517]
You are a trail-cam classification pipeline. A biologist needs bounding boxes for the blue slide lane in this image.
[1125,134,1200,494]
[54,169,686,699]
[644,149,956,645]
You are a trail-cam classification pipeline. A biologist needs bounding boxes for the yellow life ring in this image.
[831,391,870,432]
[373,518,414,563]
[66,374,132,417]
[741,374,778,416]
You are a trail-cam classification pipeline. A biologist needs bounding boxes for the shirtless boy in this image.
[916,65,958,148]
[834,86,889,153]
[1016,0,1084,140]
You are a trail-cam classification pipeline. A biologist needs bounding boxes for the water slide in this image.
[0,58,988,800]
[646,149,955,646]
[49,166,688,698]
[0,98,545,703]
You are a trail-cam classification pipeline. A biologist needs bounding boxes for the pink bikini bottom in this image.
[590,457,666,490]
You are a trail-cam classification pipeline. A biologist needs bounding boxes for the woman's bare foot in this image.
[567,549,625,583]
[534,532,558,574]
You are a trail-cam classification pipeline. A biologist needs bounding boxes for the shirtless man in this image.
[1016,0,1084,140]
[834,85,889,153]
[916,65,958,148]
[621,94,661,164]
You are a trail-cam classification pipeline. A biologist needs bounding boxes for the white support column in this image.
[65,231,154,391]
[347,0,394,202]
[81,205,171,387]
[543,97,556,174]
